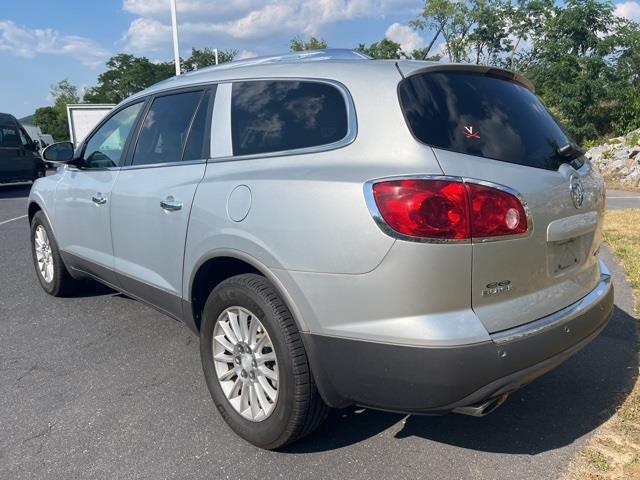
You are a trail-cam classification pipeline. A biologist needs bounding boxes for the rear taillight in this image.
[372,180,470,239]
[370,178,528,241]
[467,183,528,237]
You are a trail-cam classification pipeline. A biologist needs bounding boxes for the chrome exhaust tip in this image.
[452,393,509,417]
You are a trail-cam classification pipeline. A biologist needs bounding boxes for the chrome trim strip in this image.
[491,261,612,345]
[208,77,357,162]
[119,159,206,171]
[362,174,533,244]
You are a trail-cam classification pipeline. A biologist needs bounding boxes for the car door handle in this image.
[92,193,107,205]
[160,196,182,212]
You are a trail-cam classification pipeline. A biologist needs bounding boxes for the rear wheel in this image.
[30,211,77,296]
[200,273,329,449]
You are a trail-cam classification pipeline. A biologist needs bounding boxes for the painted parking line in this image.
[0,214,27,226]
[608,196,640,200]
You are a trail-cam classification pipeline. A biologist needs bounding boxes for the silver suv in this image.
[31,50,613,449]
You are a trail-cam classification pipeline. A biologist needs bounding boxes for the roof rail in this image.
[183,49,370,76]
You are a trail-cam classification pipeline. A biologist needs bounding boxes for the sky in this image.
[1,0,639,119]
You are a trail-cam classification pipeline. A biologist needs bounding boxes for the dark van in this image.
[0,113,46,184]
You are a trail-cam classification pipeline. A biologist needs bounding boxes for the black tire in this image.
[30,211,78,296]
[200,273,329,449]
[33,165,46,182]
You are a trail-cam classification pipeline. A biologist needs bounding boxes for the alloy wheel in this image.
[212,306,279,421]
[34,225,54,283]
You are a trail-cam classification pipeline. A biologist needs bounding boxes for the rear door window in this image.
[398,71,576,171]
[231,80,348,156]
[132,90,203,166]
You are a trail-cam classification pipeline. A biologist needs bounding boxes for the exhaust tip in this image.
[452,393,509,417]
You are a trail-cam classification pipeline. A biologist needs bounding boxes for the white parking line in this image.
[608,196,640,200]
[0,215,27,226]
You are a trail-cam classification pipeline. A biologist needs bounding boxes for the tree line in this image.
[34,0,640,143]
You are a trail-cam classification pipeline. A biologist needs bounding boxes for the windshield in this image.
[398,70,582,171]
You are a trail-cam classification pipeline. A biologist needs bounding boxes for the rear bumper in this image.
[303,267,614,413]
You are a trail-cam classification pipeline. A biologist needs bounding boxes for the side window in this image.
[0,125,21,148]
[83,102,144,168]
[231,80,349,157]
[183,91,212,161]
[18,128,31,147]
[131,90,203,166]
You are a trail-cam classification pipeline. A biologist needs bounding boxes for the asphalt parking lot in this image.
[0,179,637,480]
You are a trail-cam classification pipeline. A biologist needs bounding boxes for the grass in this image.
[565,209,640,480]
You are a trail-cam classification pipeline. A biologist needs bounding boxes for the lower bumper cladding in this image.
[302,270,614,414]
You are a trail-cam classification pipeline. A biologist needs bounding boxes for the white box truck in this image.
[66,104,114,147]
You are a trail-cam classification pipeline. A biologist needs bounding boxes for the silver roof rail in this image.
[182,49,371,76]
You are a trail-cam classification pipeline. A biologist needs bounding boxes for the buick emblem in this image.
[569,175,584,209]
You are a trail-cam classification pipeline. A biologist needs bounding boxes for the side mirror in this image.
[42,141,76,163]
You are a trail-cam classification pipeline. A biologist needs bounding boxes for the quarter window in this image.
[83,102,144,168]
[231,80,349,156]
[132,90,203,166]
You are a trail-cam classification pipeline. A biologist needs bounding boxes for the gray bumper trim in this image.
[492,266,611,345]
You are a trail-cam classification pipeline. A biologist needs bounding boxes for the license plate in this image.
[548,237,584,275]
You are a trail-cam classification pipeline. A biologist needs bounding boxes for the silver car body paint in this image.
[29,51,613,413]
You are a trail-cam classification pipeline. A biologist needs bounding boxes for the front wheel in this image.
[30,211,77,296]
[200,274,329,449]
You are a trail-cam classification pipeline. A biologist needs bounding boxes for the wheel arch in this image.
[187,250,308,335]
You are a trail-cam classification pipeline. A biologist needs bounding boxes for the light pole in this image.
[170,0,181,75]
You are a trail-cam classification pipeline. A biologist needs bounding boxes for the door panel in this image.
[109,88,210,317]
[54,168,120,285]
[0,123,26,179]
[110,164,206,316]
[52,101,146,285]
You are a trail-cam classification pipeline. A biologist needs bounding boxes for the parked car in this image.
[29,50,613,449]
[0,113,46,184]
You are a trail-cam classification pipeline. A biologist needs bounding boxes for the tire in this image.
[30,211,77,296]
[200,273,329,449]
[33,165,46,182]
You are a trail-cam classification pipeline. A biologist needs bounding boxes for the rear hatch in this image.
[397,64,605,333]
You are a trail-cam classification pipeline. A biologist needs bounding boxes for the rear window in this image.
[231,80,348,156]
[398,71,577,171]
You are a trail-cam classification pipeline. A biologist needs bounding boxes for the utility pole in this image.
[214,48,219,65]
[170,0,181,75]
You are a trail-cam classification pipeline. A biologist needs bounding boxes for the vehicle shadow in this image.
[284,304,636,454]
[0,183,32,199]
[65,279,116,298]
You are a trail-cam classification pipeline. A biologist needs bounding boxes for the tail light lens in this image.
[370,178,527,241]
[372,180,470,239]
[467,183,528,237]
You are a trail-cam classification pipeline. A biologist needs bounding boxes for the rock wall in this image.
[585,128,640,187]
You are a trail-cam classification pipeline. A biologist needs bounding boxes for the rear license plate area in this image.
[548,237,584,276]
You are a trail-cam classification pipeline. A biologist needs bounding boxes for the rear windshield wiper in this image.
[556,142,586,160]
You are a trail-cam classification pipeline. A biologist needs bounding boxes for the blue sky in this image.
[2,0,639,118]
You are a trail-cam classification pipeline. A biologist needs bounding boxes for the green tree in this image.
[83,54,174,104]
[524,0,634,140]
[182,47,237,72]
[290,36,328,51]
[356,38,404,59]
[32,79,80,141]
[33,107,66,141]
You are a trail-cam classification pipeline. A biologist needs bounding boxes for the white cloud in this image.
[0,20,109,66]
[385,22,424,53]
[614,1,640,21]
[122,0,422,52]
[237,49,257,59]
